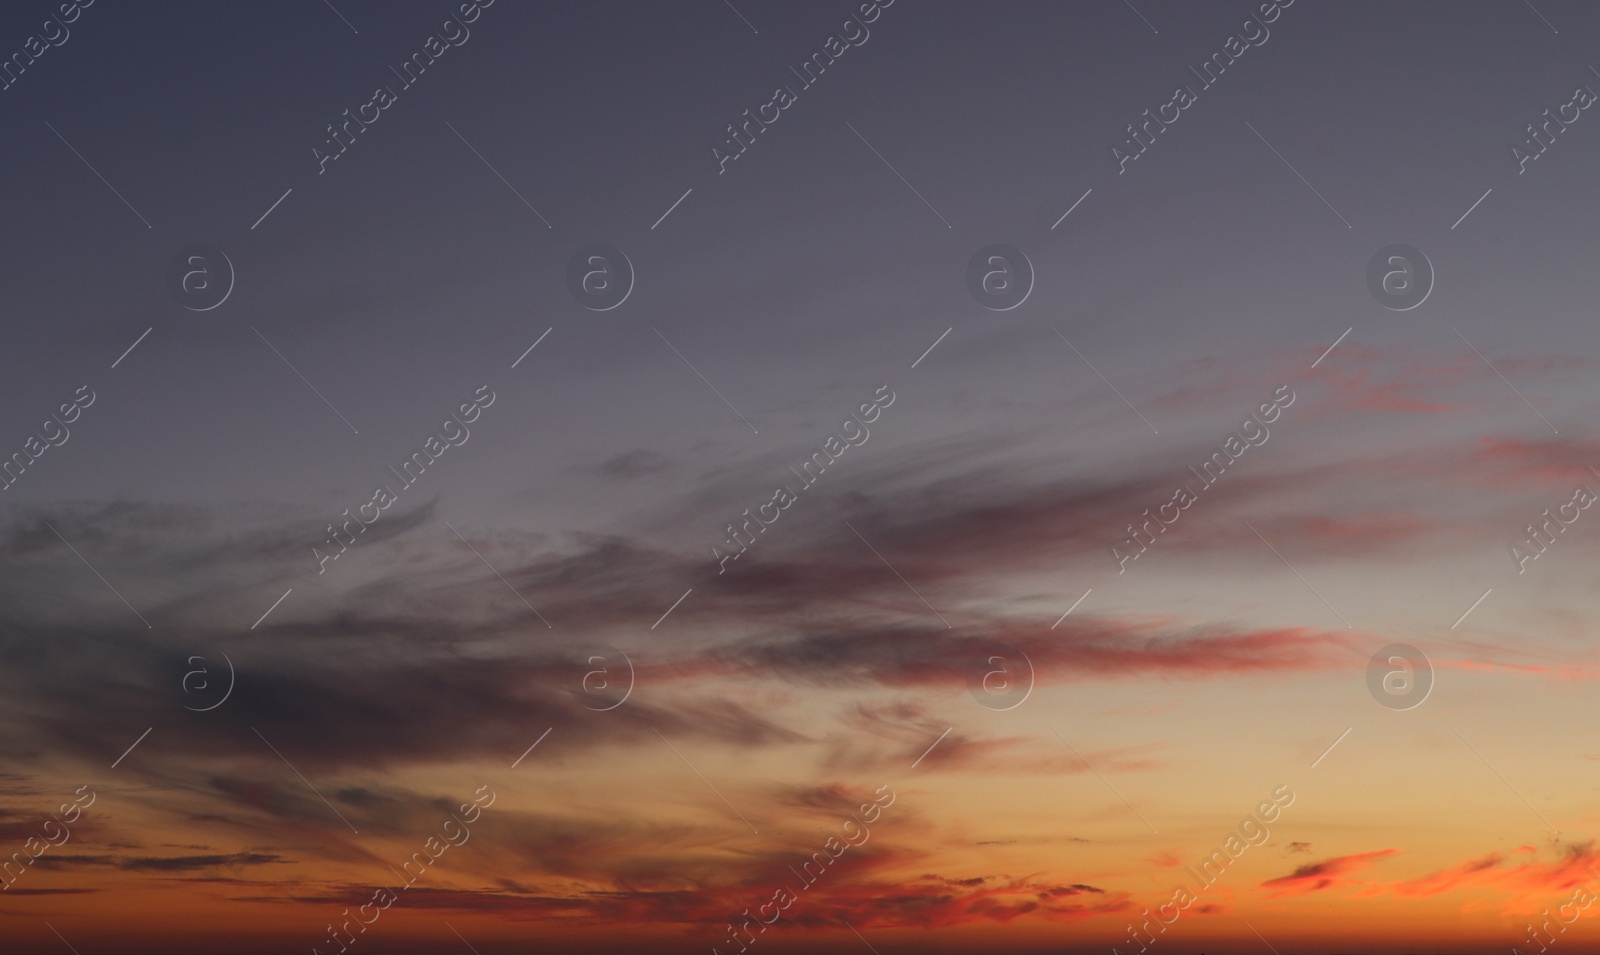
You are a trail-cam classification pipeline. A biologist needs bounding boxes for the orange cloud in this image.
[1390,853,1504,898]
[1375,842,1600,914]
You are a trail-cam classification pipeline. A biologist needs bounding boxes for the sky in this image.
[3,0,1600,953]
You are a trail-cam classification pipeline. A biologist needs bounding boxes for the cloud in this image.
[33,851,288,872]
[1389,853,1504,898]
[592,449,673,479]
[0,412,1585,914]
[272,873,1126,933]
[1467,437,1600,489]
[713,619,1354,689]
[0,487,1374,800]
[1375,840,1600,912]
[1258,849,1400,897]
[1310,350,1476,414]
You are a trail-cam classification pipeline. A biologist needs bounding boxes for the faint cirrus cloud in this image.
[593,449,673,480]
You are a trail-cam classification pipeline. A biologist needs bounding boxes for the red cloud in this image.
[688,618,1360,696]
[1377,842,1600,911]
[1290,511,1430,545]
[1310,349,1474,413]
[1309,347,1583,417]
[1469,437,1600,487]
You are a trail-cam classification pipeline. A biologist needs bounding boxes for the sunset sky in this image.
[4,1,1600,953]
